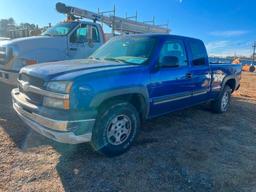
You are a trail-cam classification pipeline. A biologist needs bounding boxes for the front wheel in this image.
[211,85,232,113]
[91,101,140,156]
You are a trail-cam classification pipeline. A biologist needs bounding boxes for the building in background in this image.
[0,18,49,39]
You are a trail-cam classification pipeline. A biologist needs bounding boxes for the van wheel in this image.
[211,85,232,113]
[91,101,140,157]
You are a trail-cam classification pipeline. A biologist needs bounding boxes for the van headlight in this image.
[46,81,73,94]
[43,97,70,110]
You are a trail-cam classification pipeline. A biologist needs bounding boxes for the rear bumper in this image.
[12,88,96,144]
[0,69,18,86]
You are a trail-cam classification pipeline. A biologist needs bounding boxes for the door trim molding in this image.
[153,89,209,105]
[153,91,192,105]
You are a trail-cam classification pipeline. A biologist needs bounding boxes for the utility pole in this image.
[252,41,256,65]
[112,5,116,35]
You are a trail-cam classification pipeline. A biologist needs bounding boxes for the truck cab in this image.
[0,21,104,85]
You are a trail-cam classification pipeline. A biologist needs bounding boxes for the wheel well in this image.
[225,79,236,92]
[97,94,147,120]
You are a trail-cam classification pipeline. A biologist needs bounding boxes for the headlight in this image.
[44,81,72,109]
[47,81,73,94]
[43,97,70,110]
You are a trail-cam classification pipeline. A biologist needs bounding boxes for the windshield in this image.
[42,22,78,36]
[90,36,156,65]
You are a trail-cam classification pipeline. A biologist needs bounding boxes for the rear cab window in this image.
[188,39,208,66]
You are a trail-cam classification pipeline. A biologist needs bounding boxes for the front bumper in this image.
[12,88,96,144]
[0,69,18,86]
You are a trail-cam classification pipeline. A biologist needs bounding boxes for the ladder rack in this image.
[56,2,170,34]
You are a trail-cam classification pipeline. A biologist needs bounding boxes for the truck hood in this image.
[20,59,140,81]
[0,35,66,51]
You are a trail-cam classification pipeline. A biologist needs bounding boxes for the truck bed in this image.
[210,63,242,77]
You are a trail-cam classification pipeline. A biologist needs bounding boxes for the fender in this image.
[89,86,150,117]
[221,74,237,92]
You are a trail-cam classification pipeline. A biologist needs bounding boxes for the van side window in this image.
[189,40,208,66]
[159,40,187,67]
[70,24,88,43]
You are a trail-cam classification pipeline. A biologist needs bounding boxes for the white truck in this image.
[0,2,169,86]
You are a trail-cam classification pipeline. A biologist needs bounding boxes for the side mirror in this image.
[160,56,179,68]
[87,26,94,48]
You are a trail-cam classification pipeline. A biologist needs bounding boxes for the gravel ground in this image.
[0,72,255,192]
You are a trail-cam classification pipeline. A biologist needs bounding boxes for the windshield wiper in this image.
[42,33,52,36]
[89,56,101,60]
[104,57,123,63]
[103,57,137,65]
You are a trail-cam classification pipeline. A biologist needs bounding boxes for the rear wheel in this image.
[91,101,140,156]
[211,85,232,113]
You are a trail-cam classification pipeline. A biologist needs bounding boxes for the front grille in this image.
[0,47,6,52]
[19,87,43,105]
[19,73,45,88]
[0,52,6,65]
[0,47,10,65]
[19,73,45,105]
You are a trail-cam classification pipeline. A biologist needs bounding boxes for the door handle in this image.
[70,48,77,51]
[186,73,193,79]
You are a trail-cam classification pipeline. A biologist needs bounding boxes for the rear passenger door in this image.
[187,39,211,102]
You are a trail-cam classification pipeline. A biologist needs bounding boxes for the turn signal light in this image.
[63,99,70,110]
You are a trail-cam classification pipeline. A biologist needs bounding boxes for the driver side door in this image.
[149,39,194,117]
[68,24,101,59]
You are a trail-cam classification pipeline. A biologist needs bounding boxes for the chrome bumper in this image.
[12,89,95,144]
[0,70,18,86]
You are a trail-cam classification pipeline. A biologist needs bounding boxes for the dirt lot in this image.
[0,72,255,192]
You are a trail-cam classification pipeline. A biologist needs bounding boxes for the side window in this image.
[70,24,88,43]
[54,27,69,35]
[159,40,187,67]
[189,40,207,66]
[92,26,100,42]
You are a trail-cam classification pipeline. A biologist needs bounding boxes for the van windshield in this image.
[42,22,78,36]
[90,36,156,65]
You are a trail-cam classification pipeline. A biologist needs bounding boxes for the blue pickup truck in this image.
[12,34,241,156]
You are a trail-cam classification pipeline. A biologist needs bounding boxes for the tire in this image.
[211,85,232,113]
[249,65,255,72]
[91,100,140,157]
